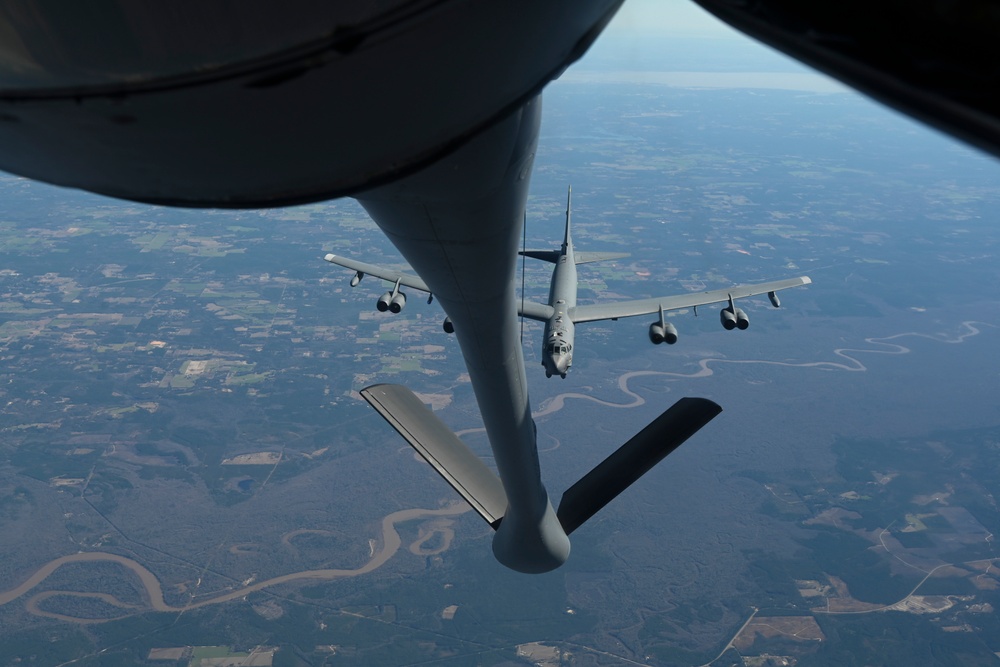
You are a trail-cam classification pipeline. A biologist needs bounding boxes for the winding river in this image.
[1,321,989,623]
[0,504,469,622]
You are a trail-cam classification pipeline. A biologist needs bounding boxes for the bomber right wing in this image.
[324,253,430,293]
[326,252,560,324]
[518,300,555,322]
[569,276,811,323]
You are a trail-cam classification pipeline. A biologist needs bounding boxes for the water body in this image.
[0,504,469,622]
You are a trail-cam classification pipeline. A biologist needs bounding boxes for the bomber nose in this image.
[555,355,570,374]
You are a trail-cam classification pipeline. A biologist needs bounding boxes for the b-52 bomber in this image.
[325,187,811,378]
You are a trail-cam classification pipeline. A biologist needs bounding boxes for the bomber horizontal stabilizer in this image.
[556,397,722,535]
[520,249,629,265]
[519,249,562,263]
[572,251,629,265]
[360,383,508,528]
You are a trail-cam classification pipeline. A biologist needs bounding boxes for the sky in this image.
[568,0,852,94]
[603,0,739,39]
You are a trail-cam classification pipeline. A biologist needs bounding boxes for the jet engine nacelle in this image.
[648,321,678,345]
[721,307,749,330]
[443,316,455,334]
[389,292,407,314]
[377,292,392,312]
[720,308,737,330]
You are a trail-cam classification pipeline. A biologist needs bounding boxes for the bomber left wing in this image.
[569,276,811,323]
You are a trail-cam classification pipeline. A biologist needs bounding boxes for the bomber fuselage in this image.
[542,233,577,379]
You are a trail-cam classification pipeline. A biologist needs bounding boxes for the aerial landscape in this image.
[2,10,1000,667]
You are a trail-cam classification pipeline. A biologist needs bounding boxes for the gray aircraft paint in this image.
[355,97,571,573]
[0,2,625,207]
[541,188,578,379]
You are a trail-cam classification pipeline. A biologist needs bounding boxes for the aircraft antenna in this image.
[520,209,527,343]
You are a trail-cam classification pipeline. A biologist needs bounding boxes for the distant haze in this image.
[560,69,850,93]
[605,0,737,38]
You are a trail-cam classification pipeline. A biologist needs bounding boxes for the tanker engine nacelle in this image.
[443,316,455,334]
[720,307,749,330]
[648,321,678,345]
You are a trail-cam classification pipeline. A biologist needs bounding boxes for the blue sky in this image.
[568,0,851,93]
[603,0,738,39]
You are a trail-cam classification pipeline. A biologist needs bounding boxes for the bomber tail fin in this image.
[361,384,507,528]
[562,185,573,251]
[556,397,722,534]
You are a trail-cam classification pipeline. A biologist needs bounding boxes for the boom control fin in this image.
[361,384,722,546]
[556,397,722,534]
[360,384,507,528]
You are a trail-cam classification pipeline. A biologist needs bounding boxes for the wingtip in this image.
[323,253,335,262]
[802,276,812,284]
